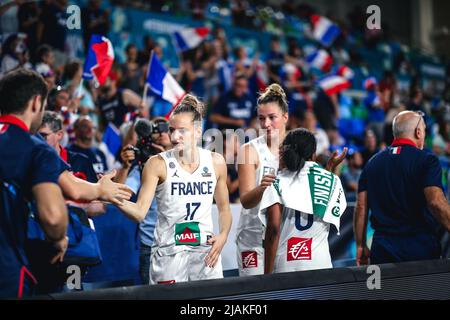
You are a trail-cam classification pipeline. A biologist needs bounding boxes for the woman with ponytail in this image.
[116,94,232,284]
[259,128,347,274]
[236,84,346,276]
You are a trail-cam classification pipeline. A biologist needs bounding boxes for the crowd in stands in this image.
[1,0,449,203]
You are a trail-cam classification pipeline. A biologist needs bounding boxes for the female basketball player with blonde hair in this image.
[117,94,232,284]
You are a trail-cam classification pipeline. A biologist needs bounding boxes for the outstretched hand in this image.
[326,147,348,173]
[98,170,133,205]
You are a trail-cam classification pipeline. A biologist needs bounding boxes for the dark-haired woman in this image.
[259,128,347,274]
[236,84,346,276]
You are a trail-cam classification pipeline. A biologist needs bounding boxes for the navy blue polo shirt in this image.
[67,144,108,175]
[98,89,133,129]
[212,90,256,130]
[358,138,443,261]
[60,147,97,183]
[0,115,69,298]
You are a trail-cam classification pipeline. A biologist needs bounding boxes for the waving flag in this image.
[363,77,378,90]
[83,35,115,86]
[145,51,185,107]
[318,75,351,96]
[310,15,340,47]
[173,27,209,52]
[102,123,121,156]
[335,65,354,80]
[306,49,333,72]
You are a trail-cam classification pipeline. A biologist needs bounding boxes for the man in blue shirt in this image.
[68,116,108,175]
[354,110,450,265]
[209,74,256,131]
[0,69,68,299]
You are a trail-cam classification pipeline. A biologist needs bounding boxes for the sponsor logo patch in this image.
[175,221,200,246]
[242,251,258,268]
[287,237,312,261]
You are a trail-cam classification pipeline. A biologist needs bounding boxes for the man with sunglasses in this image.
[354,110,450,265]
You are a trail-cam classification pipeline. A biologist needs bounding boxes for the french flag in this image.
[364,77,378,90]
[173,27,209,52]
[318,75,351,96]
[335,65,354,80]
[102,123,122,156]
[311,15,340,47]
[145,51,186,107]
[306,49,333,73]
[83,35,115,86]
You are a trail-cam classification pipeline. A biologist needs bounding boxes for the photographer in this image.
[115,117,171,285]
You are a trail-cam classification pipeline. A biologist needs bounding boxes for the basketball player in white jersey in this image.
[116,95,232,284]
[260,129,347,273]
[236,84,346,276]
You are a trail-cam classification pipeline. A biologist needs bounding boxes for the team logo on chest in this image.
[201,166,212,177]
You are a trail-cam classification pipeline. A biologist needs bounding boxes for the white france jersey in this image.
[259,166,344,272]
[236,135,279,248]
[154,147,217,256]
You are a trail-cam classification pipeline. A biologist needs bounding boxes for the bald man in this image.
[354,111,450,265]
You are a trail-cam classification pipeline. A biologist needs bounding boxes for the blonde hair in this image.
[257,83,288,114]
[172,94,205,121]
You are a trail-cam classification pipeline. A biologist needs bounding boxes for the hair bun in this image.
[266,83,286,99]
[179,94,205,117]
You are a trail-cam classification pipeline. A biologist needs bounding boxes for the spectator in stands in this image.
[119,44,144,95]
[81,0,111,54]
[97,71,147,131]
[314,89,339,131]
[341,150,363,202]
[68,116,108,175]
[35,45,54,74]
[18,0,40,56]
[0,0,21,37]
[137,35,155,67]
[301,110,330,157]
[39,111,98,184]
[361,129,380,167]
[62,61,97,119]
[34,44,56,88]
[37,0,69,67]
[354,111,450,265]
[233,46,257,80]
[363,77,385,142]
[0,34,28,77]
[266,37,285,84]
[407,87,425,113]
[209,74,256,131]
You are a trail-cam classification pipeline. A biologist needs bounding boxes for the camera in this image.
[133,118,169,171]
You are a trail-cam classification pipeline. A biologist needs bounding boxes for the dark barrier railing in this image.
[45,259,450,300]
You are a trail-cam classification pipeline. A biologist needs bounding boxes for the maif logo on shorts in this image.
[242,251,258,268]
[287,238,312,261]
[175,221,200,246]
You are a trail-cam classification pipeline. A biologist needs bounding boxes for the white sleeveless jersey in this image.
[236,135,279,248]
[154,147,217,256]
[259,170,333,272]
